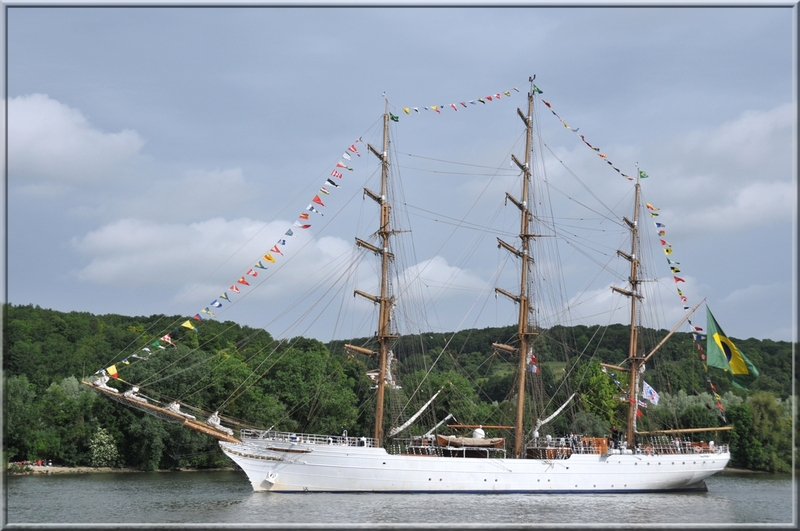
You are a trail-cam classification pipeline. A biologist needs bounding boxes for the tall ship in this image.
[84,77,740,492]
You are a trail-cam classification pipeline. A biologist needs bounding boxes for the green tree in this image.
[3,375,38,460]
[570,411,610,437]
[89,427,120,467]
[727,402,764,470]
[570,360,621,424]
[744,391,792,472]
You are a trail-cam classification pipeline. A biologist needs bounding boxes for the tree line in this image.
[3,303,795,472]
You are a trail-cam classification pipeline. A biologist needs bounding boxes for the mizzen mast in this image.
[344,98,396,446]
[494,77,538,459]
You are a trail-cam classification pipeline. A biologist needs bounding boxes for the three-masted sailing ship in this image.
[85,78,732,492]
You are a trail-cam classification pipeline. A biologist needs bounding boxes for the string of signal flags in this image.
[102,82,726,404]
[109,82,649,367]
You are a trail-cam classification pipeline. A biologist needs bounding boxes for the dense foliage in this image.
[3,304,795,472]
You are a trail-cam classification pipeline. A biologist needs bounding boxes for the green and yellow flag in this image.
[706,307,759,389]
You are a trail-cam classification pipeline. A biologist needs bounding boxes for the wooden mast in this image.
[495,77,537,458]
[345,98,394,446]
[372,99,393,446]
[612,172,643,447]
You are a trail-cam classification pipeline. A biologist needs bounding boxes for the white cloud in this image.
[564,274,704,332]
[8,93,145,186]
[72,217,282,287]
[682,103,795,176]
[70,217,361,322]
[400,255,487,303]
[676,179,795,231]
[130,167,249,222]
[646,103,795,233]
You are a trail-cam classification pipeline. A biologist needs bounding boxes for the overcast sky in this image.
[3,3,796,346]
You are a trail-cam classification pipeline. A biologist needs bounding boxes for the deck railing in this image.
[240,429,378,448]
[526,434,729,457]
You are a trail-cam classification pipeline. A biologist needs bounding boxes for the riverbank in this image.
[7,464,236,475]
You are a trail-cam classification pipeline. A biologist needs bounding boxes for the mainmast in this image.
[611,174,644,447]
[344,98,396,446]
[493,77,538,459]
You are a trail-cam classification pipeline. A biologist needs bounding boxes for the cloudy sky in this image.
[4,4,796,346]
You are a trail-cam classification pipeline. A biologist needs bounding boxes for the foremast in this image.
[611,173,644,446]
[344,98,396,446]
[493,77,538,459]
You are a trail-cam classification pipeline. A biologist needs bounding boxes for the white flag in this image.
[642,380,660,405]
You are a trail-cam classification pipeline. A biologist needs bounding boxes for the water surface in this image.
[4,469,795,527]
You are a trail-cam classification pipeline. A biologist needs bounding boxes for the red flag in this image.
[312,195,325,207]
[270,245,283,255]
[331,170,343,178]
[237,277,250,286]
[230,285,240,293]
[450,103,457,111]
[246,268,258,276]
[636,408,643,418]
[347,144,360,156]
[486,95,493,101]
[674,276,686,283]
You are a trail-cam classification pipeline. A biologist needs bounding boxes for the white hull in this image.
[220,438,730,493]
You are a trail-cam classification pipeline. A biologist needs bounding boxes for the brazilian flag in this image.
[706,307,759,389]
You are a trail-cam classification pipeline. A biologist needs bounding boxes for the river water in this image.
[3,469,796,527]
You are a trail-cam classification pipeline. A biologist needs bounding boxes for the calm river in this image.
[3,469,796,528]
